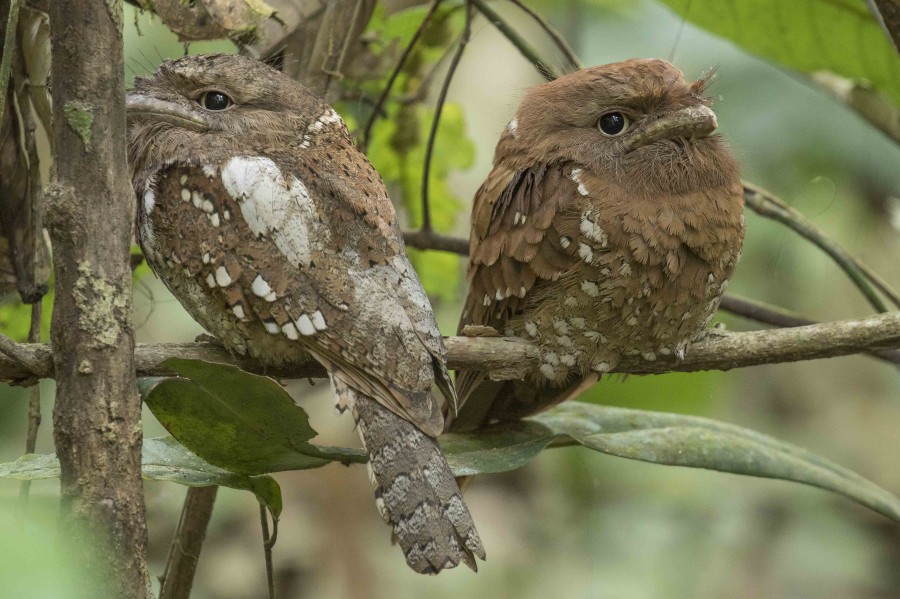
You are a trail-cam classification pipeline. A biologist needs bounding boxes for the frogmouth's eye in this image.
[597,111,629,136]
[200,91,232,111]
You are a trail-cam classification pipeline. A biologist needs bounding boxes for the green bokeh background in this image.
[1,1,899,597]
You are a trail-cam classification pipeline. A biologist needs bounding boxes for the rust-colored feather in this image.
[452,58,744,433]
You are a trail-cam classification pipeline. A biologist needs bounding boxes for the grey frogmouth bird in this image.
[126,54,484,574]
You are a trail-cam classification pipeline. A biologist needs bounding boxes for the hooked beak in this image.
[126,93,211,130]
[625,104,718,151]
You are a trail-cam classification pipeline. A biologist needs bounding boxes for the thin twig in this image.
[321,0,365,99]
[159,486,218,599]
[507,0,581,72]
[743,182,896,312]
[470,0,558,80]
[421,0,473,232]
[260,505,276,599]
[18,300,41,502]
[719,294,815,329]
[0,0,21,123]
[856,260,900,309]
[361,0,443,152]
[403,228,469,254]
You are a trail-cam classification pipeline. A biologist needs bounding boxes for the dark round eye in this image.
[597,111,629,136]
[201,91,232,111]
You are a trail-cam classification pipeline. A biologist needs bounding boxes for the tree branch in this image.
[0,0,20,123]
[507,0,581,72]
[719,294,900,366]
[2,312,897,384]
[159,486,218,599]
[470,0,558,80]
[301,0,375,101]
[743,183,899,312]
[46,0,149,595]
[403,228,469,254]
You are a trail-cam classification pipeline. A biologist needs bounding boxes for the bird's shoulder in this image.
[463,160,591,329]
[140,157,449,436]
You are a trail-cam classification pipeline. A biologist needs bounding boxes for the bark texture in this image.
[46,0,149,595]
[2,311,898,384]
[159,486,219,599]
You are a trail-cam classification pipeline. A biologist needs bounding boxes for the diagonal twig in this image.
[260,505,277,599]
[470,0,558,80]
[360,0,444,152]
[507,0,581,72]
[421,0,473,232]
[743,182,899,312]
[18,299,41,502]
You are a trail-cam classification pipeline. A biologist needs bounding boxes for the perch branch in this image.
[2,312,898,384]
[719,294,900,366]
[399,228,900,366]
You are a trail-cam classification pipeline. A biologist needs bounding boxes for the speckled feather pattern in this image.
[128,54,482,573]
[453,59,744,431]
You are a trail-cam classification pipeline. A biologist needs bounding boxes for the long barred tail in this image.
[351,393,485,574]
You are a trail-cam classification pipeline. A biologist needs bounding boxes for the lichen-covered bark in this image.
[45,0,150,595]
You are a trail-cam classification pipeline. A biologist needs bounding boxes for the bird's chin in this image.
[619,135,735,193]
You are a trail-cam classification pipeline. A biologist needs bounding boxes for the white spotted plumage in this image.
[220,156,325,268]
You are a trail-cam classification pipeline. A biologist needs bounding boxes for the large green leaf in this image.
[0,436,282,517]
[442,402,900,522]
[139,358,365,475]
[657,0,900,105]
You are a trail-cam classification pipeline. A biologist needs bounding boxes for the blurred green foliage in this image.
[0,1,898,597]
[342,4,474,302]
[0,498,99,598]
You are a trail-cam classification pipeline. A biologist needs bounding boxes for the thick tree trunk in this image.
[46,0,150,595]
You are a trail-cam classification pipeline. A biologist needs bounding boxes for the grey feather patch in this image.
[348,388,485,573]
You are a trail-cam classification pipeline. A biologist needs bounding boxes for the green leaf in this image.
[657,0,900,105]
[0,437,283,517]
[139,358,365,475]
[442,402,900,522]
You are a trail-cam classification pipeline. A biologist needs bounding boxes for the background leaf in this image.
[139,358,366,475]
[0,436,283,517]
[442,402,900,522]
[656,0,900,105]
